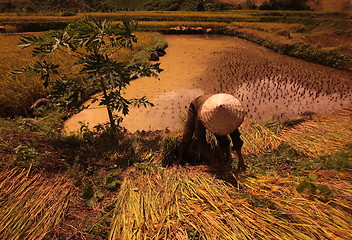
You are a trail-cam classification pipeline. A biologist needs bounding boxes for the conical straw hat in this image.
[199,93,245,136]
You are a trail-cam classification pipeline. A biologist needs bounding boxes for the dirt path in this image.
[64,35,352,133]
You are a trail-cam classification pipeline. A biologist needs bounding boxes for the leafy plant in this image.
[14,17,162,134]
[12,144,40,169]
[160,135,179,166]
[320,146,352,170]
[296,173,333,196]
[83,185,104,207]
[105,176,120,189]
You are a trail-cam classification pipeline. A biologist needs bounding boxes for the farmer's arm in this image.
[177,103,197,165]
[230,129,246,172]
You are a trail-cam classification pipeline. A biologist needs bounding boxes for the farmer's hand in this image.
[237,162,247,173]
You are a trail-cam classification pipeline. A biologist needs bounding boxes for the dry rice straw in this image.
[0,169,73,240]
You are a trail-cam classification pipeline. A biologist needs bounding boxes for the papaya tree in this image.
[14,17,162,133]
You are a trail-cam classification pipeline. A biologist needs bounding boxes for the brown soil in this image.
[64,35,352,133]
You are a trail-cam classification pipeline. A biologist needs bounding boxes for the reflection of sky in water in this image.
[231,76,351,121]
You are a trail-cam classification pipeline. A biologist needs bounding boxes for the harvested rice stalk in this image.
[0,169,73,240]
[280,109,352,157]
[109,167,352,240]
[240,172,352,240]
[240,119,282,155]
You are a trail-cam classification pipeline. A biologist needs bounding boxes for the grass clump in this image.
[320,146,352,170]
[288,42,350,70]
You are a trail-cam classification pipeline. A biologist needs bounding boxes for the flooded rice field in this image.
[64,35,352,133]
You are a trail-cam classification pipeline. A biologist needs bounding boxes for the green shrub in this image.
[320,147,352,170]
[288,43,349,70]
[12,144,40,169]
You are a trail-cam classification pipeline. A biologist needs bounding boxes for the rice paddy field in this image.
[0,9,351,240]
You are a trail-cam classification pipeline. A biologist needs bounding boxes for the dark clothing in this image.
[179,94,244,166]
[181,94,243,151]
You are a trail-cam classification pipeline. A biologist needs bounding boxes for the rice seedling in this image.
[109,166,352,239]
[280,109,352,158]
[0,169,73,239]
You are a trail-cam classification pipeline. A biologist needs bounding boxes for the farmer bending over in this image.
[177,93,246,172]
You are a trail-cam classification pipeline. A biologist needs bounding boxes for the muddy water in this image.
[64,35,352,133]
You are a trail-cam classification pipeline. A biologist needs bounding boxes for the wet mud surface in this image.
[64,35,352,133]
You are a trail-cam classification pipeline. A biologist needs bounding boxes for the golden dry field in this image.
[0,32,165,116]
[218,0,350,12]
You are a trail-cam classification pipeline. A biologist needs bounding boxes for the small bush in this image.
[12,144,40,169]
[288,43,349,70]
[320,147,352,170]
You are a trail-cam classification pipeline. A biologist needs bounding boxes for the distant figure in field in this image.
[177,93,247,173]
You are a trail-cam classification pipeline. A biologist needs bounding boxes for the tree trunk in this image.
[100,79,116,134]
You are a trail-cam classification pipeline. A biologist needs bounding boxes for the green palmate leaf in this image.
[129,63,163,79]
[100,91,131,115]
[13,60,59,87]
[308,173,318,181]
[296,180,311,193]
[130,96,154,108]
[110,17,138,50]
[86,197,98,207]
[83,185,95,200]
[18,35,41,48]
[317,185,333,195]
